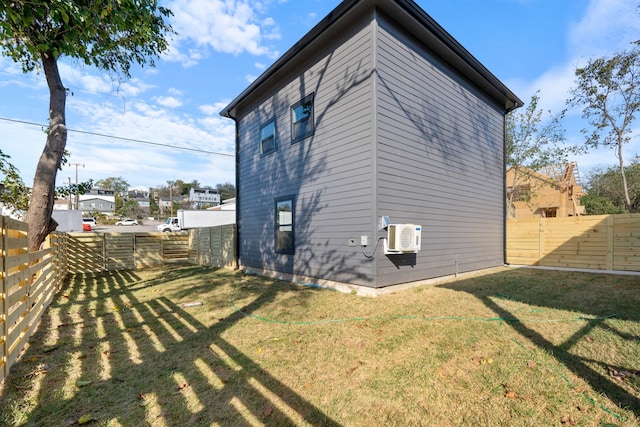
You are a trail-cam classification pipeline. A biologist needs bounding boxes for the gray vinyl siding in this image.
[236,16,377,285]
[374,15,505,286]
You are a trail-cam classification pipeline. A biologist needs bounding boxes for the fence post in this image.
[607,215,614,270]
[1,216,7,381]
[538,218,545,265]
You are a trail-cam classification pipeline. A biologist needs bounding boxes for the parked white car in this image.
[115,218,138,226]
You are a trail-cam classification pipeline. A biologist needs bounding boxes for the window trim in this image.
[291,93,315,143]
[259,118,277,156]
[275,196,295,255]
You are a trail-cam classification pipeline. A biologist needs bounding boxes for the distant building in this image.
[87,188,116,197]
[78,197,115,216]
[132,197,150,210]
[189,187,220,209]
[208,197,236,211]
[506,162,586,219]
[128,186,150,198]
[159,195,187,214]
[78,187,116,216]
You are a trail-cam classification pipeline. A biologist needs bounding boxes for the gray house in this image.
[221,0,522,289]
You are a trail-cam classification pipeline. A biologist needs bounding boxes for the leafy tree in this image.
[583,159,640,213]
[95,177,130,197]
[55,179,94,207]
[580,194,626,215]
[216,182,236,201]
[149,196,159,216]
[0,150,30,215]
[173,179,187,196]
[568,44,640,213]
[0,0,173,250]
[506,92,574,216]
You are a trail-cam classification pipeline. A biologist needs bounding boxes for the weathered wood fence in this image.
[65,227,236,273]
[507,213,640,271]
[1,216,236,382]
[188,224,236,269]
[66,232,192,273]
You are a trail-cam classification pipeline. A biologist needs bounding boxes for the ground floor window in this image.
[276,197,294,254]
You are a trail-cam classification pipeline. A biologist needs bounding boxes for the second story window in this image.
[291,93,314,143]
[260,119,277,155]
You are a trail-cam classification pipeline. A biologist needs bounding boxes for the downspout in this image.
[371,8,379,286]
[231,116,240,270]
[503,112,508,266]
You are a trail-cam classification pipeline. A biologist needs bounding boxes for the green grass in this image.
[0,266,638,426]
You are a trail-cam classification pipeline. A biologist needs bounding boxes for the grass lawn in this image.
[1,265,638,426]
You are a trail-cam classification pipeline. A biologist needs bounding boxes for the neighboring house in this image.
[78,188,116,216]
[506,163,586,219]
[221,0,522,288]
[216,198,236,211]
[53,198,71,210]
[159,196,186,214]
[189,187,220,209]
[78,197,115,216]
[128,186,150,198]
[87,188,116,197]
[132,197,150,210]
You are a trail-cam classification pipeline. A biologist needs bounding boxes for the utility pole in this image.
[69,163,85,210]
[68,176,72,210]
[167,180,174,217]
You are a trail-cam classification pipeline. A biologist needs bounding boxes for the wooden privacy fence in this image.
[66,227,236,273]
[2,218,236,382]
[66,232,191,273]
[507,213,640,271]
[1,217,67,383]
[188,224,237,269]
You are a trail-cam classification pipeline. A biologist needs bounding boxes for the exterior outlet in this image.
[360,235,369,246]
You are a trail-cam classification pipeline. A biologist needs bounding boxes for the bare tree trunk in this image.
[26,53,66,251]
[507,167,519,219]
[617,138,634,213]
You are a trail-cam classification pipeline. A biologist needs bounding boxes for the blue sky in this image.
[1,0,639,191]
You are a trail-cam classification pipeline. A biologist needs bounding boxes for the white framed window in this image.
[275,197,294,254]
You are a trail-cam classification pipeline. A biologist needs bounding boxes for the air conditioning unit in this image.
[385,224,421,254]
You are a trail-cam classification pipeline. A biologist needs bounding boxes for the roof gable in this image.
[221,0,522,119]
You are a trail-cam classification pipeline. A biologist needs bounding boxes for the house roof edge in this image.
[220,0,523,119]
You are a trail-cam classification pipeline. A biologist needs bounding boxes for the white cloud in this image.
[568,0,640,60]
[199,101,230,116]
[166,0,281,66]
[511,0,640,114]
[154,96,184,108]
[505,0,640,175]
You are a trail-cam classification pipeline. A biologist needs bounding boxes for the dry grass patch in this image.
[0,266,638,426]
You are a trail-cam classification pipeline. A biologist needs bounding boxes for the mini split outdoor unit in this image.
[385,224,422,254]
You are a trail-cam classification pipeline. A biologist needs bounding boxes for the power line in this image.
[0,116,234,158]
[0,69,213,118]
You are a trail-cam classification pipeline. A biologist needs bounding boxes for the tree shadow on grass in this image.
[0,266,340,426]
[437,268,640,418]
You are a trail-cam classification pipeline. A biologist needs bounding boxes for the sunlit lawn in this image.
[1,265,638,426]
